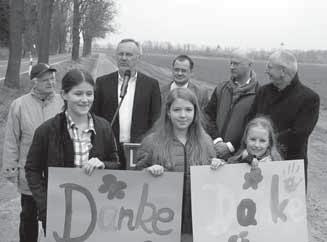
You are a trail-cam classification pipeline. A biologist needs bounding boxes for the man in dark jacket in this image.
[248,50,320,185]
[92,39,161,169]
[160,54,209,109]
[205,50,259,160]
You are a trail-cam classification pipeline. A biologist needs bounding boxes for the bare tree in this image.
[81,0,116,57]
[0,0,10,47]
[71,0,90,61]
[22,0,38,58]
[50,0,71,54]
[38,0,54,63]
[4,0,24,88]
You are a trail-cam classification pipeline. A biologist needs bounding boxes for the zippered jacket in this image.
[1,90,63,195]
[205,77,259,152]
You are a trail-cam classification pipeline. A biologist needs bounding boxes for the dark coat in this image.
[92,71,161,144]
[205,78,259,151]
[25,112,120,223]
[248,74,320,182]
[160,81,209,110]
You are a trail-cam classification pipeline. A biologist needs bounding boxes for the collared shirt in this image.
[234,77,251,87]
[117,72,137,143]
[170,81,189,90]
[65,112,96,167]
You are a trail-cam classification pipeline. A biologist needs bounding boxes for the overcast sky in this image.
[97,0,327,50]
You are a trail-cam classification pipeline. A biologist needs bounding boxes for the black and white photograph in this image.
[0,0,326,241]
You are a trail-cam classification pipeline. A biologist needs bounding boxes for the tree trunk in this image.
[86,36,92,56]
[37,0,54,64]
[58,29,67,53]
[82,34,92,57]
[4,0,24,89]
[72,0,80,61]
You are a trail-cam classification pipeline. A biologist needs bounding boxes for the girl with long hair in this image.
[211,116,282,169]
[136,88,215,240]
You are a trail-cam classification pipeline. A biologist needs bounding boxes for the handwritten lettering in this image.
[53,183,97,242]
[270,175,289,223]
[237,199,257,226]
[53,182,175,241]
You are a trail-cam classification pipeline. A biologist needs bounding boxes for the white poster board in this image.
[44,168,183,242]
[191,160,308,242]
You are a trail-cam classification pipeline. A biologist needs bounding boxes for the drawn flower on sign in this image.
[243,167,263,190]
[228,231,250,242]
[98,174,127,200]
[283,162,303,193]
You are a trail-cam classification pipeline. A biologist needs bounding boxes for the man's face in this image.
[172,59,192,86]
[265,59,290,90]
[230,56,251,81]
[116,42,140,74]
[34,71,56,94]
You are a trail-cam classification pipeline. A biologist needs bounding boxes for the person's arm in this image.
[246,87,261,123]
[281,93,320,159]
[204,87,219,138]
[135,137,155,170]
[2,101,20,183]
[25,126,48,224]
[204,87,210,109]
[103,121,120,169]
[149,79,161,127]
[91,77,103,115]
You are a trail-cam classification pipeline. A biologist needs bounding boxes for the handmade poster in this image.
[123,142,141,169]
[191,160,308,242]
[44,168,183,242]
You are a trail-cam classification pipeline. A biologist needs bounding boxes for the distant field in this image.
[142,53,327,108]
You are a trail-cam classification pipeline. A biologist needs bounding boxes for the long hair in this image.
[236,116,282,161]
[144,88,212,167]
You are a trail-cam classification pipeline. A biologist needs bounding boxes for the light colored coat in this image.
[1,90,63,195]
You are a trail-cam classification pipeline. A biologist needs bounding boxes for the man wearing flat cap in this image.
[1,63,63,242]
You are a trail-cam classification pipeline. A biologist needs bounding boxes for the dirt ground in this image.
[0,53,326,242]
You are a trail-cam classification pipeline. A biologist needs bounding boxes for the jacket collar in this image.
[30,87,56,102]
[271,72,300,93]
[227,71,258,95]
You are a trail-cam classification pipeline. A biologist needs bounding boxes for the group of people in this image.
[1,38,320,242]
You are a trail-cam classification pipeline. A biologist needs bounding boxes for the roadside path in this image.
[93,53,117,78]
[0,54,70,84]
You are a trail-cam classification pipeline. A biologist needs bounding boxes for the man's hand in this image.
[210,158,226,170]
[147,164,164,177]
[214,142,231,158]
[84,158,105,175]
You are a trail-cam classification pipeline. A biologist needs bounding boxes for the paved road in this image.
[0,54,70,81]
[93,52,117,79]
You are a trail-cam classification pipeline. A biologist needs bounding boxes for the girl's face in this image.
[245,126,270,158]
[168,98,194,132]
[62,81,94,118]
